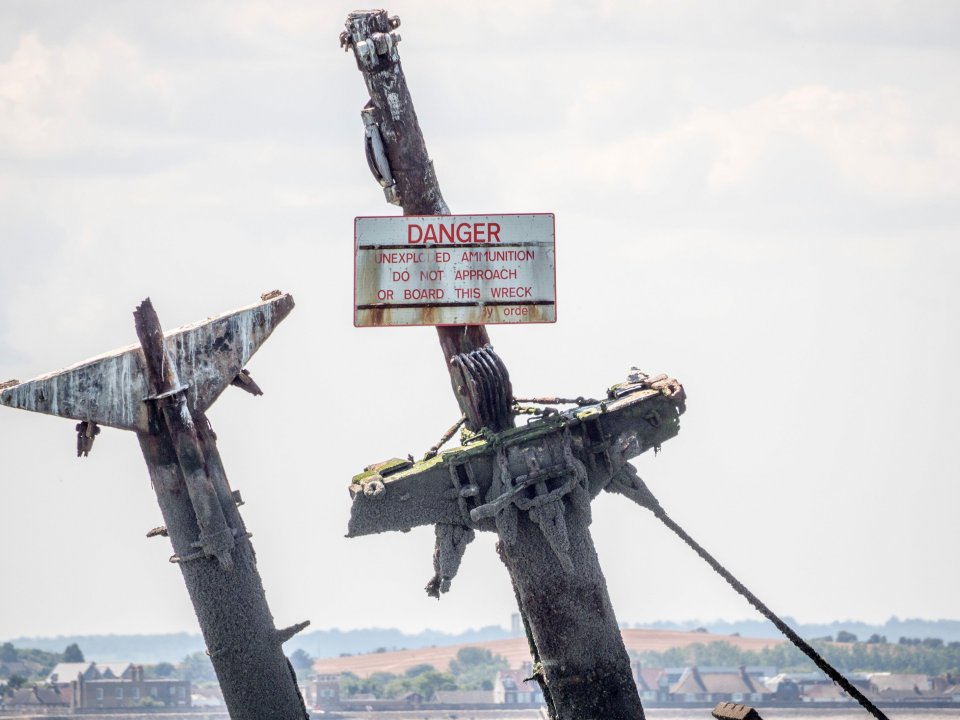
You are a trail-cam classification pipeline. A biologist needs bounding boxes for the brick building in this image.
[493,664,544,706]
[48,661,191,710]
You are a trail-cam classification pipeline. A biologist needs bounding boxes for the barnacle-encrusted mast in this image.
[1,293,309,720]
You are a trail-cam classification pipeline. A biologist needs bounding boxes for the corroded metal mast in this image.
[341,9,514,434]
[342,11,672,718]
[1,293,308,720]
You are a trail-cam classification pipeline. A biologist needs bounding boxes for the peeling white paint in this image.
[386,92,402,121]
[0,295,293,432]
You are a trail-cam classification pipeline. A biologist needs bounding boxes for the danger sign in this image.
[354,213,556,327]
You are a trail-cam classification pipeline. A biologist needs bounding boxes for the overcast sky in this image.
[1,1,959,647]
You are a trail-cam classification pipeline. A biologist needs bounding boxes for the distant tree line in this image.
[1,641,83,681]
[1,642,84,696]
[632,638,960,676]
[0,640,221,689]
[339,647,509,701]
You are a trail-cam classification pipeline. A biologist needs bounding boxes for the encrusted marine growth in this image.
[348,369,685,720]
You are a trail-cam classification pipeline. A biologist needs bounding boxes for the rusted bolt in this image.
[355,39,376,67]
[363,477,386,499]
[75,420,101,458]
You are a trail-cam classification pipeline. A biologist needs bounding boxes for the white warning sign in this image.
[354,213,556,327]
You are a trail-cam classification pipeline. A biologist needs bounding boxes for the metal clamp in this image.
[581,415,613,474]
[144,384,189,402]
[361,107,401,205]
[169,527,249,569]
[470,432,588,572]
[446,460,483,528]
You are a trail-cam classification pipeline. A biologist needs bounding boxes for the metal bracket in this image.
[605,462,660,512]
[350,29,402,69]
[75,420,100,457]
[361,107,400,205]
[445,460,483,528]
[469,432,588,572]
[168,527,250,568]
[144,384,189,402]
[276,620,311,644]
[581,415,613,475]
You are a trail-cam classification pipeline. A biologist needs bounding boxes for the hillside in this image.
[313,628,783,677]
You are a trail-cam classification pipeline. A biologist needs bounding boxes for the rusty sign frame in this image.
[354,212,557,327]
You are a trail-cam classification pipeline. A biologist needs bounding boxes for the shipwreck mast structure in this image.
[1,294,309,720]
[341,10,673,718]
[341,11,894,720]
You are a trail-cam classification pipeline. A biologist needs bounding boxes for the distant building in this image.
[191,685,225,707]
[433,689,495,705]
[766,670,871,704]
[802,682,854,703]
[632,665,667,703]
[865,672,950,703]
[868,673,931,693]
[3,685,70,709]
[48,661,99,685]
[47,661,190,710]
[668,666,775,704]
[314,672,341,710]
[494,664,544,706]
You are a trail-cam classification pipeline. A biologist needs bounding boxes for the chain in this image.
[514,405,558,417]
[512,395,599,420]
[422,415,467,460]
[514,395,600,407]
[425,393,599,457]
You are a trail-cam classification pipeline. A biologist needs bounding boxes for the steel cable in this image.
[645,501,891,720]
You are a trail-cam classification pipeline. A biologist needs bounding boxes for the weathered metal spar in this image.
[1,293,308,720]
[342,11,680,718]
[349,372,685,720]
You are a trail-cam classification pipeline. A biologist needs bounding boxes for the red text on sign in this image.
[490,286,532,298]
[408,222,502,244]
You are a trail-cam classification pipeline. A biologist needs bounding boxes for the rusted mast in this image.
[341,10,511,433]
[342,11,646,718]
[1,294,308,720]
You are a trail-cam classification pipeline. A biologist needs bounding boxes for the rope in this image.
[647,502,891,720]
[422,415,466,460]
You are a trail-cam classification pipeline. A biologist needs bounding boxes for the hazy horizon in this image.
[2,1,958,640]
